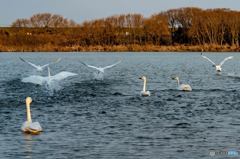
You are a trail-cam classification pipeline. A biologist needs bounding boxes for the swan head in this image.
[26,97,32,107]
[139,76,147,80]
[172,76,179,81]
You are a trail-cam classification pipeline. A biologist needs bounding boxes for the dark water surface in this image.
[0,52,240,159]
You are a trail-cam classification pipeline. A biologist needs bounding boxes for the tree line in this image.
[2,7,240,51]
[12,13,78,28]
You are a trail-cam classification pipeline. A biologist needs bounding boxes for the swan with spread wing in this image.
[201,55,233,73]
[22,67,77,86]
[80,60,121,73]
[80,60,121,80]
[19,57,61,71]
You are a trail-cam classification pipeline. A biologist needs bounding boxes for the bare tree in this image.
[12,19,31,27]
[12,13,77,28]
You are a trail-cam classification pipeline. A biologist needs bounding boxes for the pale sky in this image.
[0,0,239,26]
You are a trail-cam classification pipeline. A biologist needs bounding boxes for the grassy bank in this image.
[0,44,239,52]
[0,28,239,52]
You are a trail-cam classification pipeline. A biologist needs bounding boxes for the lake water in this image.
[0,52,240,159]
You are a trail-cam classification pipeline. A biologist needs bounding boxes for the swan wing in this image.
[80,61,102,71]
[51,71,77,81]
[178,84,192,91]
[180,84,192,91]
[40,58,62,69]
[22,121,42,133]
[220,56,233,66]
[30,122,43,131]
[103,60,121,70]
[21,121,30,131]
[19,57,40,69]
[201,55,216,65]
[22,75,46,85]
[40,63,50,69]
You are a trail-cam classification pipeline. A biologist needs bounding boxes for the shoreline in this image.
[0,44,239,52]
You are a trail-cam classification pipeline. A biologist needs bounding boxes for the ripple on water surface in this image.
[0,52,240,159]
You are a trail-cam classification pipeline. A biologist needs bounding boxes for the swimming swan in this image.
[139,76,151,96]
[80,60,121,73]
[201,55,233,72]
[172,76,192,91]
[19,57,61,71]
[22,67,77,85]
[21,97,42,135]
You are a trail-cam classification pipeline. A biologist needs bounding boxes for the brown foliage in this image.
[2,8,240,52]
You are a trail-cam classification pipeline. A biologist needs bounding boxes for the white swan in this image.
[19,57,61,71]
[139,76,151,96]
[80,60,121,73]
[21,97,42,135]
[201,55,233,72]
[172,76,192,91]
[22,67,77,86]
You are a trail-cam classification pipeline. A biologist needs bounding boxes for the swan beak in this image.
[26,97,32,106]
[139,77,142,79]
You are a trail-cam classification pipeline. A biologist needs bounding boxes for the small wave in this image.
[135,135,154,140]
[174,122,191,128]
[112,92,123,96]
[193,88,225,92]
[226,73,240,79]
[166,98,177,101]
[128,96,142,101]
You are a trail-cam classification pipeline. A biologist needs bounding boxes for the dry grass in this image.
[0,28,239,52]
[0,44,239,52]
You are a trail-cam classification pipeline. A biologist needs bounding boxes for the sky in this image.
[0,0,239,26]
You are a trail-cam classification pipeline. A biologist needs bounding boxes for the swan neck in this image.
[176,78,180,86]
[143,79,147,92]
[26,104,32,123]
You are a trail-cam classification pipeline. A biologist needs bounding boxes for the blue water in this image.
[0,52,240,159]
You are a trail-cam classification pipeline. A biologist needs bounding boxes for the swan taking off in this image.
[139,76,151,96]
[172,76,192,91]
[201,55,233,72]
[21,97,42,135]
[19,57,61,71]
[80,60,121,73]
[22,67,77,86]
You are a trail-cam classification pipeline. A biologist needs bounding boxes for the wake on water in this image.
[93,72,104,80]
[227,72,240,78]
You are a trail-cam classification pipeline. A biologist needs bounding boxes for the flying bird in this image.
[19,57,61,71]
[80,60,121,73]
[201,55,233,72]
[22,67,77,86]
